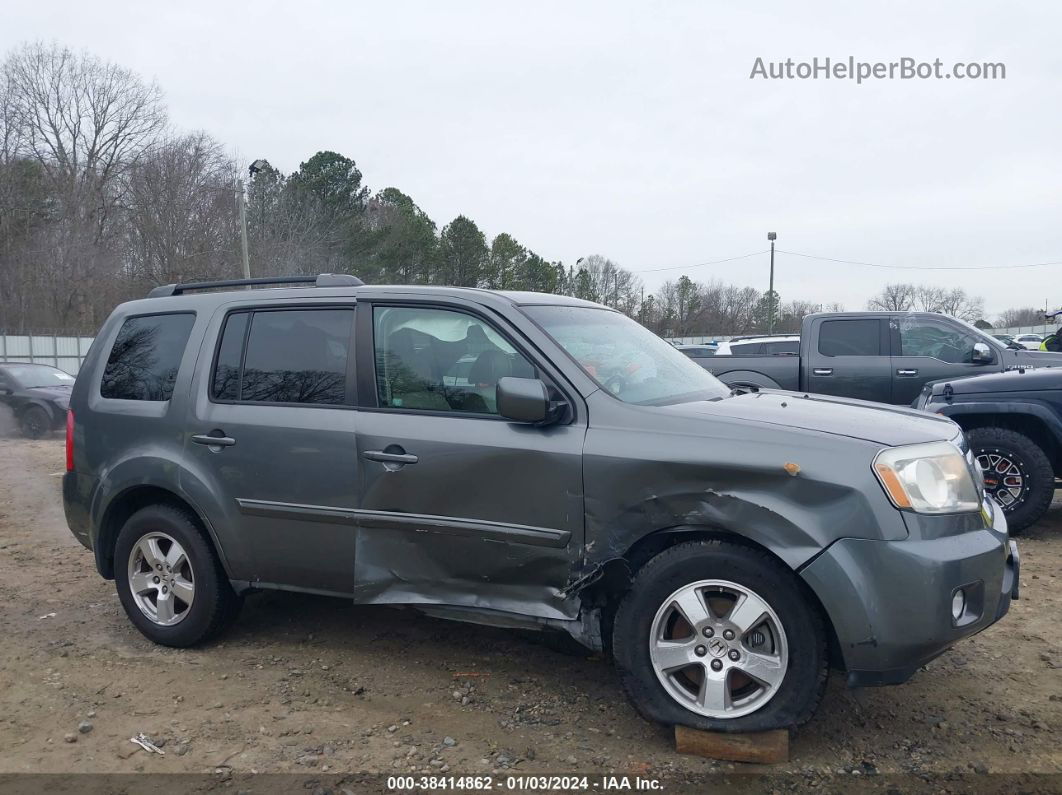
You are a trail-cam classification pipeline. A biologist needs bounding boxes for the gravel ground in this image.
[0,436,1059,792]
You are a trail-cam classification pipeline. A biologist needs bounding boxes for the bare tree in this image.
[914,285,944,312]
[867,283,916,312]
[122,133,240,286]
[935,287,984,322]
[1,42,167,330]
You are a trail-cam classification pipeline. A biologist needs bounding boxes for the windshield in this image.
[955,318,1017,348]
[522,305,731,405]
[1,365,75,388]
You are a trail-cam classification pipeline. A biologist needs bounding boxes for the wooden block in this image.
[674,725,789,764]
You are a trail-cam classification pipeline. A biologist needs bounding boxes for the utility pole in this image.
[237,177,251,279]
[767,232,777,334]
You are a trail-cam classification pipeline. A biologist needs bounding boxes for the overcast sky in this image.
[5,1,1061,318]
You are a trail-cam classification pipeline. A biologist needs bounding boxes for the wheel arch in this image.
[580,525,844,671]
[716,371,783,390]
[944,403,1062,472]
[95,485,230,581]
[16,398,60,423]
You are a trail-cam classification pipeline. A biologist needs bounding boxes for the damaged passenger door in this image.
[352,300,585,621]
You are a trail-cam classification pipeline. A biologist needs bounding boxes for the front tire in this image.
[19,406,50,439]
[114,504,241,647]
[968,427,1054,535]
[612,540,827,732]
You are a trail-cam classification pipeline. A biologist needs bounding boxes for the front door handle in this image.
[363,450,419,465]
[812,368,833,376]
[192,433,236,447]
[896,369,919,376]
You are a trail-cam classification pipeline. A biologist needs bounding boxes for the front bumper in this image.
[800,498,1017,687]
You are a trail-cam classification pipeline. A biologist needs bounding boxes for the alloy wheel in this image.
[649,579,788,719]
[127,532,195,626]
[977,449,1027,510]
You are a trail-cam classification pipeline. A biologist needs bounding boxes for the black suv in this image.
[918,367,1062,532]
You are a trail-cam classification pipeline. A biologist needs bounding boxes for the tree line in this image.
[0,42,1041,337]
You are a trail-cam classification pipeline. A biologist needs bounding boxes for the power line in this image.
[776,249,1062,271]
[633,250,768,274]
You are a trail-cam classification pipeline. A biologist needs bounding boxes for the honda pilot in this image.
[63,275,1019,732]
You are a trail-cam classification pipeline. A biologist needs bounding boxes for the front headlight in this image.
[873,441,981,514]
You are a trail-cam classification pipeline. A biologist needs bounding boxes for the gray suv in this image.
[63,275,1019,732]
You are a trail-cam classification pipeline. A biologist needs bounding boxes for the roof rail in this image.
[147,273,364,298]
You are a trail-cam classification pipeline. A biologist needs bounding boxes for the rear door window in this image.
[211,308,354,405]
[818,319,882,356]
[101,313,196,401]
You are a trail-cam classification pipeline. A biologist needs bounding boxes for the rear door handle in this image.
[896,369,919,376]
[192,433,236,447]
[812,368,833,376]
[363,450,419,465]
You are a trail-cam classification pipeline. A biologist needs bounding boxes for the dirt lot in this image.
[0,435,1059,791]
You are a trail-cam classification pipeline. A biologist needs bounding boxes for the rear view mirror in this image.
[497,377,550,423]
[972,342,993,364]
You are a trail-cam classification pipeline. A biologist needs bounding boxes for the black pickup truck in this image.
[697,311,1062,405]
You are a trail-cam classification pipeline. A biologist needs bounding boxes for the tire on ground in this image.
[19,406,50,439]
[612,539,827,732]
[968,426,1055,535]
[114,503,241,647]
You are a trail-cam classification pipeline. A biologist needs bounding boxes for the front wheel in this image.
[19,406,51,439]
[968,427,1055,535]
[612,540,827,732]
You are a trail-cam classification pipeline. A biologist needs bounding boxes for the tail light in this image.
[65,410,75,472]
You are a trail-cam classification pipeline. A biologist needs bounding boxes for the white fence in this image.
[0,333,95,374]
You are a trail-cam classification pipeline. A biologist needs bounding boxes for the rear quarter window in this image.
[100,313,196,401]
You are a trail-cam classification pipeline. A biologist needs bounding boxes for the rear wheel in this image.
[612,540,827,732]
[114,504,241,647]
[19,406,50,439]
[968,427,1054,535]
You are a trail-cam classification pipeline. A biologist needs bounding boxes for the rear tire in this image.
[612,540,827,732]
[114,504,241,647]
[19,406,50,439]
[968,427,1054,535]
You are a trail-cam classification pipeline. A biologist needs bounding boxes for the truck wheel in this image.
[114,504,241,647]
[612,540,827,732]
[19,406,50,439]
[968,427,1055,535]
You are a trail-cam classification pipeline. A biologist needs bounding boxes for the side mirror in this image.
[497,377,551,423]
[972,342,993,364]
